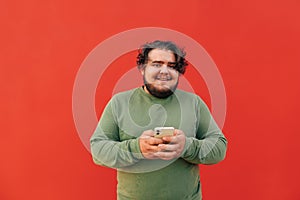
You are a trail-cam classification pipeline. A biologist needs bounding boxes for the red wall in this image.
[1,0,300,199]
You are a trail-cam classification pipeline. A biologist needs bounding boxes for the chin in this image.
[143,76,178,98]
[154,85,171,92]
[144,83,177,99]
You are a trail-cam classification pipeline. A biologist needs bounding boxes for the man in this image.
[90,40,227,200]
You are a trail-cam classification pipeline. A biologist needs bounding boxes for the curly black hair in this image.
[136,40,188,74]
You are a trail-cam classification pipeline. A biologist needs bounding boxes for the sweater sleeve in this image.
[90,99,144,169]
[181,97,227,164]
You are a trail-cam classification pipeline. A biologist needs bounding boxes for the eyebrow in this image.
[150,60,177,65]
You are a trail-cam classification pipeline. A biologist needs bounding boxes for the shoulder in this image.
[174,89,207,106]
[174,89,201,100]
[113,88,139,98]
[110,88,140,105]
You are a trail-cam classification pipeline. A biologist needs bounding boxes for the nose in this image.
[159,65,169,74]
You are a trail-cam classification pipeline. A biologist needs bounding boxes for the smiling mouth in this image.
[156,77,171,81]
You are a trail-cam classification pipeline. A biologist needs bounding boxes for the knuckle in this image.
[149,140,155,145]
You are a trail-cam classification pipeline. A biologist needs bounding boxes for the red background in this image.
[1,0,300,199]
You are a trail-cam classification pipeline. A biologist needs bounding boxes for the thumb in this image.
[141,130,155,137]
[173,129,183,136]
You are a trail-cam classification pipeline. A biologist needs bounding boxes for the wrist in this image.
[130,138,145,160]
[181,136,192,157]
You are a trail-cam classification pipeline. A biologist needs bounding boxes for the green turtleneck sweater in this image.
[90,87,227,200]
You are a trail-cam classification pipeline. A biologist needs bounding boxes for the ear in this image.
[139,66,145,75]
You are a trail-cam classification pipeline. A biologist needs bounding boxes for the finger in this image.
[145,144,160,151]
[158,143,179,152]
[173,129,183,136]
[167,132,187,142]
[142,152,159,159]
[140,135,151,139]
[162,136,174,143]
[163,135,180,144]
[147,137,164,145]
[141,130,155,137]
[154,151,178,160]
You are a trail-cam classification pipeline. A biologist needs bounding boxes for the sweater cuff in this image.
[129,138,144,160]
[181,136,193,157]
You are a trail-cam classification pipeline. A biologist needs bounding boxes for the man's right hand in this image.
[139,130,164,159]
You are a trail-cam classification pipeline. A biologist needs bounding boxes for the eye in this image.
[167,64,177,69]
[151,63,162,67]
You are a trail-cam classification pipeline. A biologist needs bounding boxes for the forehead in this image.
[148,49,176,62]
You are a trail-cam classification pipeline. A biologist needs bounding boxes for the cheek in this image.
[144,72,155,82]
[171,72,179,80]
[145,69,158,78]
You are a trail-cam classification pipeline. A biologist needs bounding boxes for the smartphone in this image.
[154,127,174,138]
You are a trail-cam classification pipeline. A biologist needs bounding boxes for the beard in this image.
[143,75,178,99]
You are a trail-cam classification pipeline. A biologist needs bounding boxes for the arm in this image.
[90,100,144,169]
[181,97,227,165]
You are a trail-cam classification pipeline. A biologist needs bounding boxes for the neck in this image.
[142,85,150,94]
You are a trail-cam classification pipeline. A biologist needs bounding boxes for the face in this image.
[141,48,179,98]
